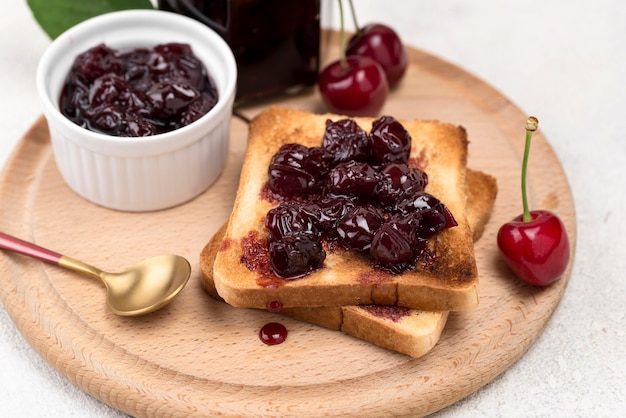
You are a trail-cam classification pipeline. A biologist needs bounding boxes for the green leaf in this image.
[27,0,155,39]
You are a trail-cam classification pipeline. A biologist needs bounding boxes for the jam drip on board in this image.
[259,322,288,345]
[59,43,218,137]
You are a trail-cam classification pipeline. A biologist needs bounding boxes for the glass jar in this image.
[158,0,321,104]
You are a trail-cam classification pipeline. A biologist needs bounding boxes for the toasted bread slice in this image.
[201,169,497,358]
[213,106,478,311]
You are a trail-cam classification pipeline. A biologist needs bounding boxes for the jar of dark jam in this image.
[158,0,320,104]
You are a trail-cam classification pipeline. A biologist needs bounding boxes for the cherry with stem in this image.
[318,0,388,116]
[497,117,571,286]
[345,0,408,86]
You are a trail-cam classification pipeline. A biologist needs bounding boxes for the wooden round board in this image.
[0,32,575,417]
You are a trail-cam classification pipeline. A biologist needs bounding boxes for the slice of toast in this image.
[213,106,478,311]
[201,169,497,358]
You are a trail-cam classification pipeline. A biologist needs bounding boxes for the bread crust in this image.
[466,169,498,242]
[213,107,479,311]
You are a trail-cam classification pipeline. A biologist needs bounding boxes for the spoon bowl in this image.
[102,255,190,316]
[0,232,191,316]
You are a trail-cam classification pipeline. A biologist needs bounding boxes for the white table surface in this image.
[1,0,624,416]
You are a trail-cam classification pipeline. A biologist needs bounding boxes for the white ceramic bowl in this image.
[36,9,237,211]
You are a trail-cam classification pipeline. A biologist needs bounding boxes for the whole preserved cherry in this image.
[268,235,326,279]
[370,223,414,264]
[179,92,218,127]
[396,191,439,214]
[70,44,122,83]
[369,116,412,164]
[267,144,331,197]
[302,197,356,237]
[396,191,458,237]
[336,205,383,252]
[265,201,318,240]
[375,163,428,205]
[417,205,457,238]
[327,161,379,200]
[152,43,207,89]
[146,80,200,119]
[322,118,370,164]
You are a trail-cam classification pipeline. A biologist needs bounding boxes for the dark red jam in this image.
[240,231,272,275]
[266,300,283,312]
[239,230,285,288]
[259,322,288,345]
[158,0,320,103]
[362,305,412,322]
[59,42,218,137]
[261,116,458,279]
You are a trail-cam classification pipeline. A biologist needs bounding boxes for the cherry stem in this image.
[521,116,538,223]
[338,0,347,69]
[347,0,361,34]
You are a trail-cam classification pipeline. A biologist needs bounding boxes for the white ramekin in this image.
[36,9,237,212]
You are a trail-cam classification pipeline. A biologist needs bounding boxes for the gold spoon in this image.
[0,232,191,316]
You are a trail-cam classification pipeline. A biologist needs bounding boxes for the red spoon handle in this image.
[0,232,63,265]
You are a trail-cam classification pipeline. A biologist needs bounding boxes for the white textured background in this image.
[1,0,625,416]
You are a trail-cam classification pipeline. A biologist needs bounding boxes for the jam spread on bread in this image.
[259,116,458,279]
[362,305,412,322]
[60,43,218,136]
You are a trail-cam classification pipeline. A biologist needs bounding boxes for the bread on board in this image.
[213,106,480,311]
[214,107,478,311]
[200,168,497,358]
[214,107,486,311]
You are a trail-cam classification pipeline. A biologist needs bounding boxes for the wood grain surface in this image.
[0,32,576,417]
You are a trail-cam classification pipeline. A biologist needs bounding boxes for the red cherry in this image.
[497,210,570,286]
[318,55,388,117]
[347,23,408,85]
[496,117,571,286]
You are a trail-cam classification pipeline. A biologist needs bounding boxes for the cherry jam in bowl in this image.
[36,10,237,211]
